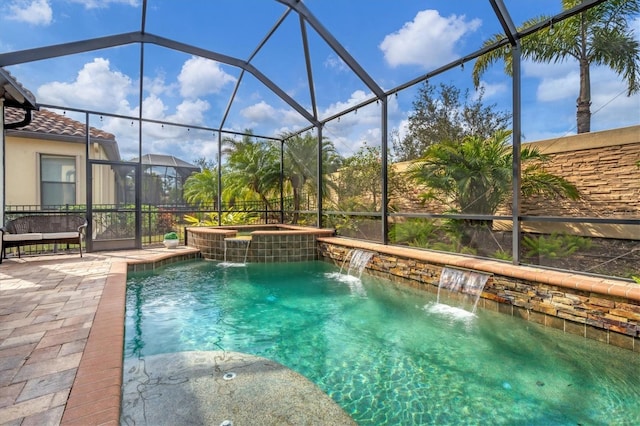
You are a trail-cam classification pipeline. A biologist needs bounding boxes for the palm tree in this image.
[281,132,342,223]
[472,0,640,133]
[223,132,281,209]
[409,130,580,250]
[183,167,218,206]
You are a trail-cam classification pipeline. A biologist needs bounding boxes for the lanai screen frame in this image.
[1,0,633,267]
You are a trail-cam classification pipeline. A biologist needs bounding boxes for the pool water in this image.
[125,260,640,425]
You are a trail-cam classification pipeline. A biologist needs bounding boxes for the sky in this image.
[1,0,639,163]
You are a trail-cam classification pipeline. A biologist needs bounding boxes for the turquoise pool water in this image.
[125,260,640,425]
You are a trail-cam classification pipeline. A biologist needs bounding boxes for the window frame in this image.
[39,154,78,207]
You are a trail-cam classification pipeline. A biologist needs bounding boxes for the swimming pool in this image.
[125,260,640,425]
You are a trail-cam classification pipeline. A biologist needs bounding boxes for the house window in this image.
[40,155,76,206]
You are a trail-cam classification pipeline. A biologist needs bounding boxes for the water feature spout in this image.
[345,249,374,278]
[435,266,490,314]
[223,237,251,264]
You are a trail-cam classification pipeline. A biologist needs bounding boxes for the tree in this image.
[472,0,640,133]
[192,156,215,171]
[281,132,342,223]
[183,167,219,206]
[336,143,383,211]
[394,81,511,161]
[223,132,280,209]
[409,130,580,251]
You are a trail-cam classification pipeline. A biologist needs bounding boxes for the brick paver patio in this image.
[0,248,198,425]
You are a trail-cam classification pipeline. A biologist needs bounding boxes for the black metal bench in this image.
[0,215,87,263]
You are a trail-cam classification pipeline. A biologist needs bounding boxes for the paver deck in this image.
[0,248,198,425]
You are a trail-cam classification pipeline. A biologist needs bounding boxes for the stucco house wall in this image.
[3,108,119,208]
[5,136,86,206]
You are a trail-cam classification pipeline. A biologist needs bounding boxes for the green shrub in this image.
[523,233,592,259]
[163,231,179,240]
[492,249,512,261]
[390,219,438,246]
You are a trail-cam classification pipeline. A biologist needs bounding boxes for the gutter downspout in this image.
[3,108,32,129]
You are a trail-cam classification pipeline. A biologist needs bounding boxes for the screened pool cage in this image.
[1,0,638,279]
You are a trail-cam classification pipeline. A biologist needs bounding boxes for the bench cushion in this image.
[3,233,43,241]
[44,232,80,239]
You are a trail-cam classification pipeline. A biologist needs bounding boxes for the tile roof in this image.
[0,67,37,109]
[4,106,115,140]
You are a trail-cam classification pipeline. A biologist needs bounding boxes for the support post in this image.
[316,126,323,228]
[380,97,389,244]
[511,42,522,265]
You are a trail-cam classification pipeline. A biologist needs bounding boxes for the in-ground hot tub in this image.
[186,224,335,262]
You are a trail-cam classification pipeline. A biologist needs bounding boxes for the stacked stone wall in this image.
[519,126,640,219]
[390,125,639,239]
[318,240,640,352]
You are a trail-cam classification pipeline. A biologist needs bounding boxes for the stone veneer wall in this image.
[186,225,334,262]
[390,125,639,239]
[519,126,639,220]
[318,237,640,352]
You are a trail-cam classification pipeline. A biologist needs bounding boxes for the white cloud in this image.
[240,100,278,123]
[37,58,134,113]
[172,99,210,125]
[523,59,579,102]
[324,54,349,73]
[536,72,579,102]
[524,58,640,128]
[236,100,310,133]
[143,74,177,98]
[6,0,52,26]
[178,56,236,99]
[476,80,508,100]
[139,94,167,119]
[589,71,640,130]
[319,91,384,155]
[321,90,371,119]
[67,0,139,9]
[395,118,410,144]
[379,9,481,69]
[519,58,639,139]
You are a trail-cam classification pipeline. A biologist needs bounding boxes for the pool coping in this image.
[318,237,640,302]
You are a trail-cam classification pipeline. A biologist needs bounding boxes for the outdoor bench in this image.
[0,214,87,263]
